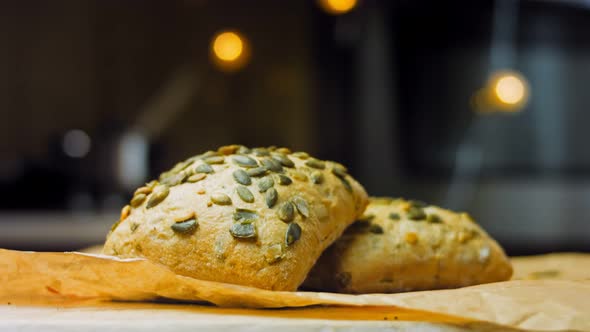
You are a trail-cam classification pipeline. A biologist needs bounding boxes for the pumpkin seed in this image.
[147,185,169,208]
[292,151,309,159]
[233,155,258,168]
[246,167,267,177]
[170,160,192,174]
[277,201,295,222]
[134,186,152,196]
[277,174,292,185]
[233,169,252,185]
[187,173,207,183]
[233,208,258,222]
[252,148,270,156]
[265,188,278,208]
[338,176,353,192]
[120,205,130,220]
[310,171,324,184]
[292,197,310,218]
[264,244,284,264]
[407,206,426,220]
[171,219,198,234]
[369,224,384,234]
[291,171,308,181]
[427,213,443,223]
[211,193,232,205]
[195,163,214,174]
[130,193,146,207]
[218,145,240,155]
[204,156,225,164]
[160,172,189,186]
[285,222,302,246]
[389,213,401,220]
[261,158,283,172]
[332,164,348,178]
[272,154,295,168]
[258,176,275,192]
[305,158,325,169]
[201,150,221,158]
[276,147,292,154]
[230,222,257,239]
[146,180,158,189]
[236,186,255,203]
[237,146,251,154]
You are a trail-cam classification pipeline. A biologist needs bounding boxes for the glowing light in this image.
[63,129,91,158]
[210,30,250,72]
[212,32,243,62]
[318,0,357,15]
[494,74,526,105]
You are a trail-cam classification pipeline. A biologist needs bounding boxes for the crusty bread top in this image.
[103,145,368,291]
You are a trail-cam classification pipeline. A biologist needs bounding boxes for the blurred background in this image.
[1,0,589,254]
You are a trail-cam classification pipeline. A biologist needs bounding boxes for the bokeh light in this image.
[62,129,91,158]
[210,30,250,72]
[317,0,358,15]
[494,74,526,105]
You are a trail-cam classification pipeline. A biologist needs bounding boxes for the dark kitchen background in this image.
[1,0,589,254]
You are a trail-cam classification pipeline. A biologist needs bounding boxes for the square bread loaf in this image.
[103,145,368,291]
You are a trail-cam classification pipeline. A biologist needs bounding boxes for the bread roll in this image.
[103,145,368,291]
[303,197,512,293]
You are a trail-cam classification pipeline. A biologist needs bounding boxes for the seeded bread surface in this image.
[103,145,368,291]
[303,197,513,293]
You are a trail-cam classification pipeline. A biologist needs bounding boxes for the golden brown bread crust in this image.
[303,197,513,293]
[103,145,368,291]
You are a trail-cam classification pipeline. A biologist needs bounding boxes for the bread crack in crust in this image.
[303,197,513,293]
[103,145,368,291]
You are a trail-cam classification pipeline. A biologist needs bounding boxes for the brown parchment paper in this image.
[1,248,589,331]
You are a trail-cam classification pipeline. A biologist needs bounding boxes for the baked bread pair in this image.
[103,145,512,292]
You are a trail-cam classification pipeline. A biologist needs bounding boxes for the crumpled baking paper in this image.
[1,249,589,331]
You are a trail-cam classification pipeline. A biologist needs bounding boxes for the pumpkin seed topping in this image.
[246,167,267,177]
[204,156,225,164]
[407,206,426,220]
[233,208,258,222]
[187,173,207,183]
[261,158,283,172]
[292,151,309,159]
[252,148,270,156]
[332,164,348,178]
[427,213,443,223]
[389,212,401,220]
[265,188,278,208]
[120,205,131,221]
[305,158,325,169]
[264,244,284,264]
[369,224,384,234]
[236,146,251,154]
[273,154,295,168]
[292,197,310,218]
[134,186,152,196]
[160,172,189,186]
[338,176,353,192]
[236,186,255,203]
[276,147,292,154]
[258,176,275,192]
[130,193,147,207]
[310,171,324,184]
[233,169,252,185]
[277,201,295,222]
[291,171,308,181]
[409,200,428,208]
[147,185,169,208]
[171,219,198,234]
[277,174,292,185]
[146,180,158,189]
[211,193,232,205]
[285,222,302,246]
[218,145,240,155]
[195,163,214,174]
[233,155,258,168]
[230,222,257,239]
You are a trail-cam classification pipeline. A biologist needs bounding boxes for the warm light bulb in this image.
[494,75,525,105]
[212,32,243,62]
[318,0,358,15]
